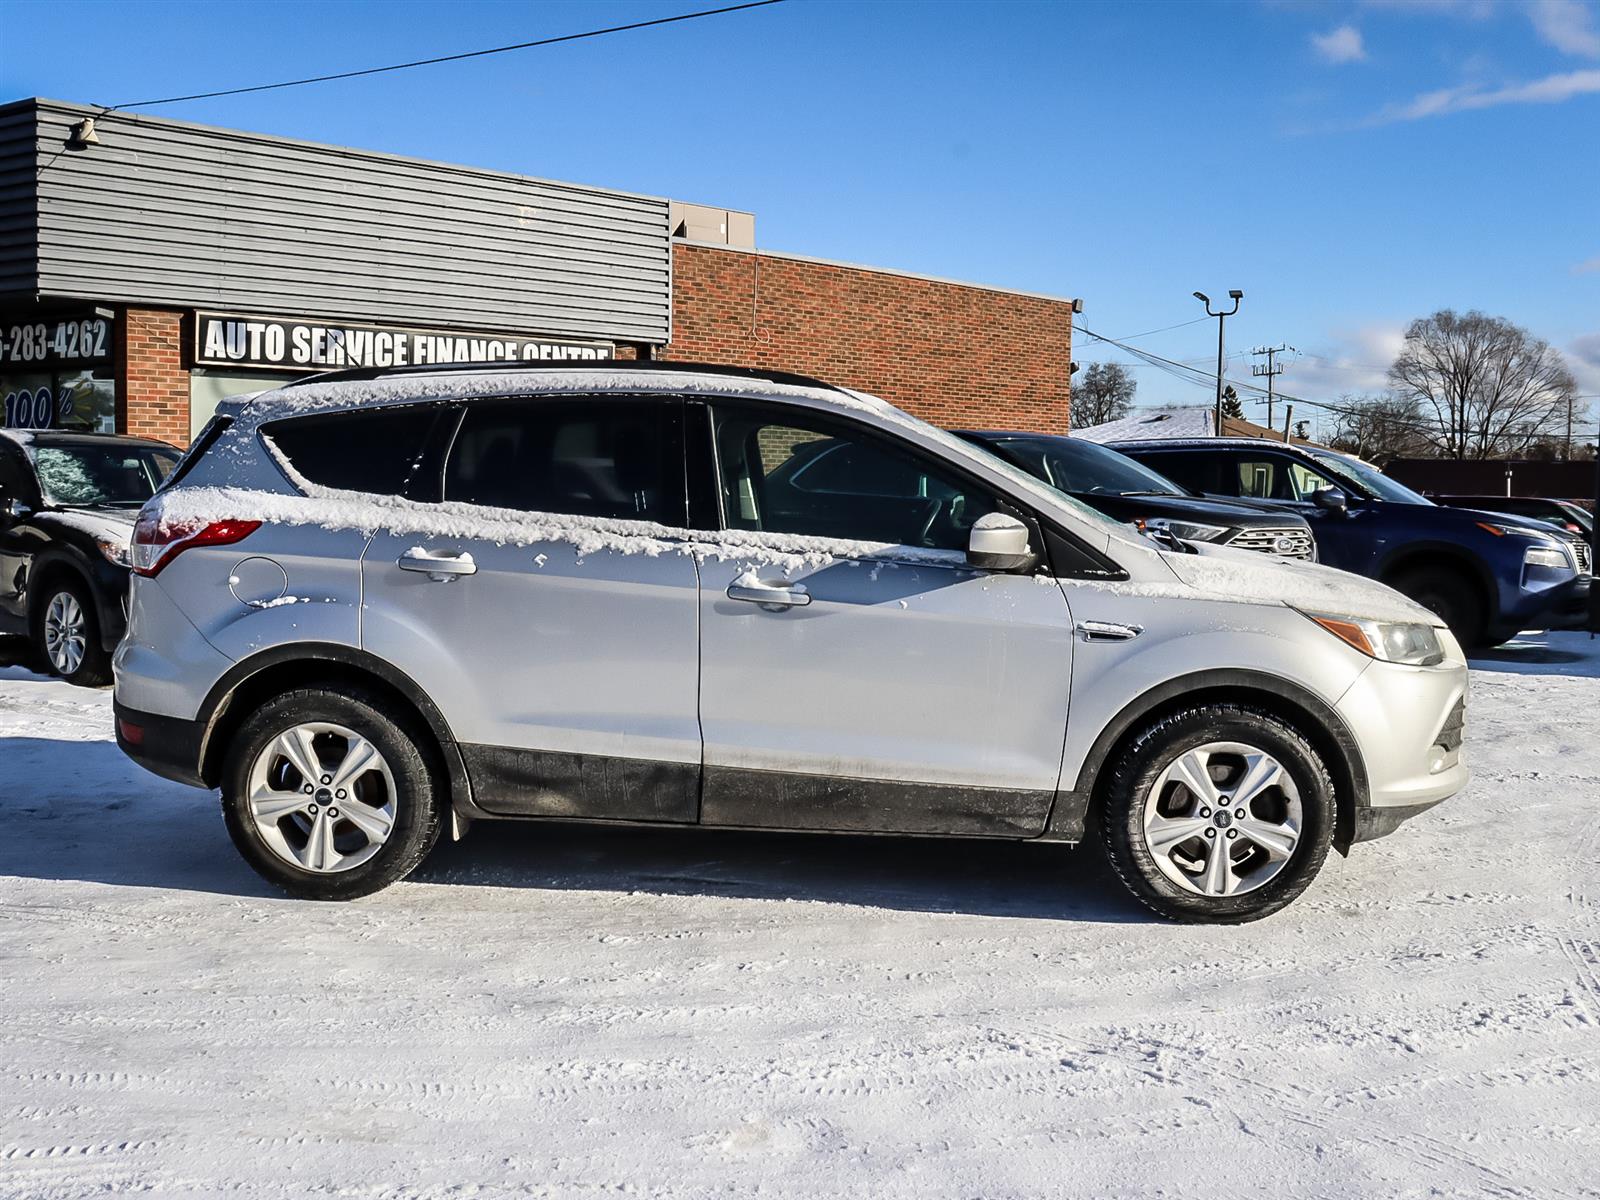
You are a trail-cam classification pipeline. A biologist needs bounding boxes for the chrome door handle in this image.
[1076,620,1141,642]
[727,580,811,608]
[398,548,477,582]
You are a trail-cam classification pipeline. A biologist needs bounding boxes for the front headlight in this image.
[1300,610,1445,666]
[97,536,132,568]
[1138,517,1229,543]
[1523,544,1573,571]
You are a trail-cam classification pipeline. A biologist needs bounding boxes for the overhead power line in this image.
[104,0,784,110]
[1077,323,1593,449]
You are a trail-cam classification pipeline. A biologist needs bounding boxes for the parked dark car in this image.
[0,429,180,684]
[955,430,1316,559]
[1107,437,1591,646]
[1430,494,1593,537]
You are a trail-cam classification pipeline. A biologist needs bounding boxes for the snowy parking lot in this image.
[2,633,1598,1199]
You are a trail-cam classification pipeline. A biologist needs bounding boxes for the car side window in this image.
[265,406,440,496]
[444,398,685,526]
[1285,460,1338,500]
[711,404,999,551]
[0,445,33,502]
[1139,452,1220,495]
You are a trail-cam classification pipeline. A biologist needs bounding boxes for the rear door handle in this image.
[727,580,811,608]
[398,548,477,582]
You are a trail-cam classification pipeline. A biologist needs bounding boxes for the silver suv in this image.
[113,364,1469,921]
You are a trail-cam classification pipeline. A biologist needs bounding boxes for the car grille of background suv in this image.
[1225,527,1316,560]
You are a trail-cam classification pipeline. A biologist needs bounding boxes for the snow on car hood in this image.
[1167,540,1440,626]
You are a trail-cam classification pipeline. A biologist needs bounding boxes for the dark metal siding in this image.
[0,100,40,299]
[5,98,671,343]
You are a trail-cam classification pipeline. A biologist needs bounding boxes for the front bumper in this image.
[1500,567,1590,636]
[1335,651,1469,841]
[113,700,208,789]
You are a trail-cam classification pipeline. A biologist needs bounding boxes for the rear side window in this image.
[443,399,684,525]
[265,406,439,496]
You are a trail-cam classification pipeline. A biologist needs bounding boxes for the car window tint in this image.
[0,446,31,499]
[1138,452,1219,495]
[266,406,438,496]
[444,399,684,525]
[712,405,998,551]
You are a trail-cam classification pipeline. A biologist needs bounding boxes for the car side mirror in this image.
[2,498,31,522]
[1311,486,1347,514]
[967,513,1036,572]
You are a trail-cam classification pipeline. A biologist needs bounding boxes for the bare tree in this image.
[1072,362,1137,429]
[1387,310,1581,459]
[1327,393,1432,466]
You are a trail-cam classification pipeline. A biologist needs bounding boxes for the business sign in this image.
[194,312,614,373]
[0,315,113,367]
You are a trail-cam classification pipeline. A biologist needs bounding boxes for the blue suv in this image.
[1109,437,1591,647]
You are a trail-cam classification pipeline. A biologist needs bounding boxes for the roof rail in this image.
[279,358,847,394]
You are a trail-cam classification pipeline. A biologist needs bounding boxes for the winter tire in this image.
[1388,565,1486,648]
[221,686,444,900]
[32,577,112,687]
[1101,704,1335,923]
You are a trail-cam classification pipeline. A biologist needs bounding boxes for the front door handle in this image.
[1076,620,1142,642]
[398,548,477,582]
[727,579,811,609]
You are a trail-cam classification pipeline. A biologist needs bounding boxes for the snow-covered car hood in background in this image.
[1170,540,1442,626]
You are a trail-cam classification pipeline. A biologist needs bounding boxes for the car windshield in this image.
[30,442,179,507]
[1304,449,1431,505]
[984,434,1189,497]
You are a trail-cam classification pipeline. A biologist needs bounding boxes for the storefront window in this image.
[1,368,116,433]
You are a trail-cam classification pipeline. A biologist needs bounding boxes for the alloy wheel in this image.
[44,591,87,676]
[1142,741,1303,897]
[246,722,398,874]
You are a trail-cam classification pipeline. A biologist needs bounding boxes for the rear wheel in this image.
[31,578,111,687]
[1101,705,1335,923]
[1388,564,1485,647]
[220,687,443,900]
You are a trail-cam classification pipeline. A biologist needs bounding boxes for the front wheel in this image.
[1388,565,1485,648]
[1100,705,1335,923]
[220,687,444,900]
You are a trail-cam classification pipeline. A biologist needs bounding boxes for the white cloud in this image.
[1366,66,1600,122]
[1565,334,1600,405]
[1530,0,1600,58]
[1312,25,1368,63]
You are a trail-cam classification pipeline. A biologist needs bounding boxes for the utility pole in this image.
[1194,290,1243,435]
[1251,343,1294,430]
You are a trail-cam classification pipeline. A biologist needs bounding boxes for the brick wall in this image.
[118,308,189,446]
[664,243,1073,433]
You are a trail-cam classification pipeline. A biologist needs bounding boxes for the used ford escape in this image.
[113,364,1469,922]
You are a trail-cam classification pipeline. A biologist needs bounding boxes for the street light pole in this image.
[1194,290,1243,435]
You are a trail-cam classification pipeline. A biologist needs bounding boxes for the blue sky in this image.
[4,0,1598,432]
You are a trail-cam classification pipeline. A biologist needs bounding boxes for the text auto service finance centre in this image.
[1,98,1078,446]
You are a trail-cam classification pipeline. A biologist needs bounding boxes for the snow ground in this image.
[1,633,1597,1199]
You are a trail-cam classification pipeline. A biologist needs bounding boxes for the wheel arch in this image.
[26,547,123,652]
[1047,669,1369,854]
[195,643,473,818]
[1378,543,1496,624]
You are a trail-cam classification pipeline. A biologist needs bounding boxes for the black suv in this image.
[959,430,1316,560]
[0,429,180,684]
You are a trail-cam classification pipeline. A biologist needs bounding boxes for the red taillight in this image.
[132,511,261,577]
[117,718,145,745]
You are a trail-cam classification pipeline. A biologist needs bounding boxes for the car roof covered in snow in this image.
[233,362,874,425]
